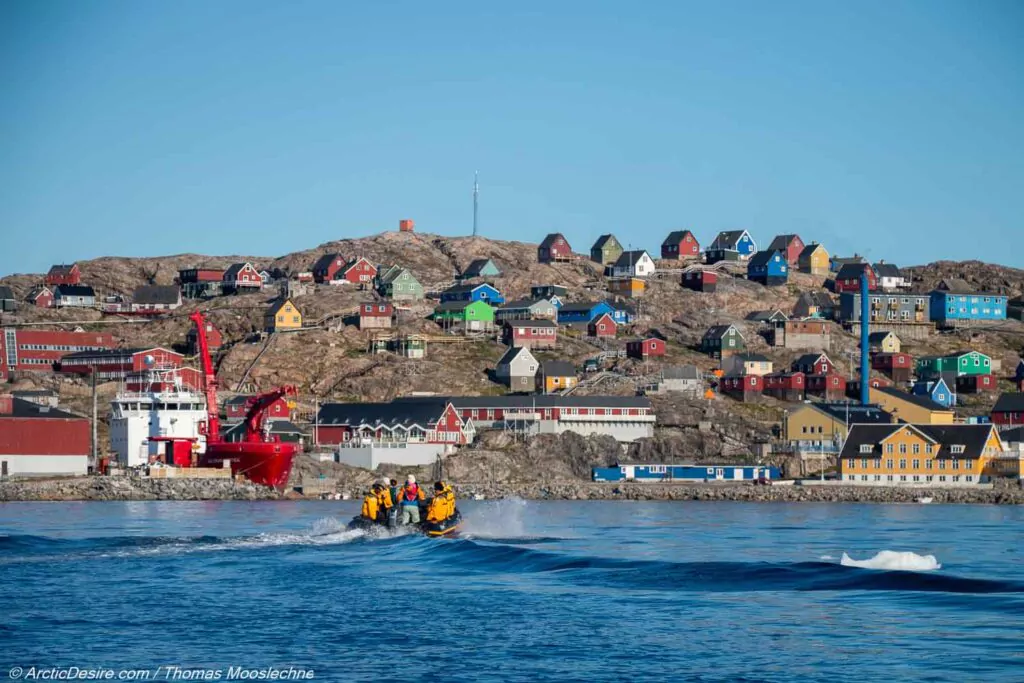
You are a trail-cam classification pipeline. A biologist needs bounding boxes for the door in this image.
[716,468,724,480]
[1,460,7,478]
[733,468,744,480]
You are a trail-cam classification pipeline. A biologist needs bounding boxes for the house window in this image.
[964,459,973,470]
[951,445,965,454]
[861,459,868,469]
[899,443,907,454]
[886,459,893,470]
[912,443,920,454]
[899,459,906,469]
[874,458,881,468]
[859,444,872,453]
[912,459,919,469]
[886,444,894,454]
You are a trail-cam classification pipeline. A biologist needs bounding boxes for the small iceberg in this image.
[916,496,934,504]
[840,550,941,571]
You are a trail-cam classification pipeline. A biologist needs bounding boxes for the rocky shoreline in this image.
[1,475,1022,504]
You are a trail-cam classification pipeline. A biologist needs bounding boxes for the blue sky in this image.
[2,0,1022,276]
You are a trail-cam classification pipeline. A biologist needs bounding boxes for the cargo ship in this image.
[190,311,299,490]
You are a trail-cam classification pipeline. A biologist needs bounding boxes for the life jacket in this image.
[427,484,456,522]
[361,493,380,521]
[399,484,423,505]
[377,488,393,508]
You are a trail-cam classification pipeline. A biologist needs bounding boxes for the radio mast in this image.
[472,171,479,236]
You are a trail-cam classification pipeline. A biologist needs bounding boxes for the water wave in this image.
[840,550,941,572]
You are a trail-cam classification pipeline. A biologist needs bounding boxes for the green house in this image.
[590,234,624,266]
[433,300,495,332]
[917,350,992,378]
[376,265,424,301]
[460,258,502,280]
[700,324,746,359]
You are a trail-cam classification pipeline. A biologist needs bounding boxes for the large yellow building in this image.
[784,402,892,449]
[265,298,303,332]
[869,386,954,424]
[840,423,1004,486]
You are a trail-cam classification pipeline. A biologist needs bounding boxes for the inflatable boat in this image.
[347,507,462,537]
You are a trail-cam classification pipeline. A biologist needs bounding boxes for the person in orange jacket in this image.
[396,475,425,525]
[361,484,384,523]
[426,481,456,524]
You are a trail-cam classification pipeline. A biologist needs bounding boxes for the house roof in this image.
[1000,426,1024,444]
[591,234,620,250]
[792,352,829,367]
[767,234,800,251]
[798,243,826,259]
[462,258,501,278]
[540,233,568,249]
[934,278,1001,296]
[710,230,748,250]
[133,285,180,305]
[497,346,536,367]
[312,253,344,272]
[835,262,874,280]
[873,262,902,278]
[868,331,895,343]
[612,250,650,268]
[499,299,551,310]
[662,230,696,246]
[559,301,603,314]
[47,264,78,275]
[745,309,788,322]
[266,298,296,316]
[395,394,652,409]
[748,250,783,268]
[541,360,576,377]
[703,324,739,340]
[840,423,997,460]
[808,402,892,426]
[0,285,14,300]
[61,347,174,361]
[26,285,51,300]
[832,255,866,268]
[505,318,557,329]
[531,284,568,294]
[874,386,951,412]
[993,393,1024,413]
[663,365,701,380]
[316,399,450,428]
[434,301,472,313]
[54,285,95,297]
[1,397,81,420]
[796,291,835,309]
[590,312,617,325]
[444,282,497,296]
[733,352,770,363]
[223,262,257,279]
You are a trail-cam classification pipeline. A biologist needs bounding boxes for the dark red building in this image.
[223,262,262,293]
[956,373,997,394]
[0,395,90,477]
[0,329,116,381]
[178,268,225,284]
[806,373,847,400]
[224,394,291,421]
[721,375,762,402]
[661,231,700,260]
[626,337,666,360]
[991,393,1024,427]
[58,347,183,381]
[834,263,877,293]
[763,371,805,401]
[338,257,378,285]
[538,233,573,263]
[503,320,557,349]
[45,263,81,286]
[359,302,394,330]
[791,352,834,376]
[681,270,717,293]
[311,253,346,283]
[766,234,805,266]
[186,321,223,355]
[872,352,913,383]
[588,313,618,338]
[26,286,54,308]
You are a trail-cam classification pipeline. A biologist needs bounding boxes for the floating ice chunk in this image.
[840,550,941,571]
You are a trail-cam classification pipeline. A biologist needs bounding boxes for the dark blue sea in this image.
[2,500,1023,683]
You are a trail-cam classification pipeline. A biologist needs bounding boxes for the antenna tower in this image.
[472,171,479,236]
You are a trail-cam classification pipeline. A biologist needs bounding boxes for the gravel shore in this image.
[0,476,282,502]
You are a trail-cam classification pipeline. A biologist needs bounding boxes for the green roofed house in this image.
[917,350,992,379]
[590,234,624,266]
[376,265,424,301]
[433,299,495,332]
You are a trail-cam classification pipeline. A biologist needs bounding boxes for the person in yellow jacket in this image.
[396,475,426,525]
[426,481,456,524]
[361,484,384,523]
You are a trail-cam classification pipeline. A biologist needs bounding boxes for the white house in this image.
[611,250,656,278]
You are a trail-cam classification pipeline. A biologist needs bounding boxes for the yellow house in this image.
[265,298,302,332]
[869,386,954,424]
[840,423,1003,486]
[798,243,830,275]
[784,402,892,448]
[608,277,645,298]
[868,331,901,354]
[538,360,578,394]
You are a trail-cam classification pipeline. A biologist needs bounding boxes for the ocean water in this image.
[2,500,1023,683]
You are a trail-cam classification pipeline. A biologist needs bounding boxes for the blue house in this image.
[911,377,956,408]
[747,249,788,286]
[929,278,1007,325]
[439,282,504,305]
[592,464,780,482]
[607,301,634,325]
[706,230,757,264]
[557,301,614,324]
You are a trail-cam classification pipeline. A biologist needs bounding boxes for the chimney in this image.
[0,394,13,415]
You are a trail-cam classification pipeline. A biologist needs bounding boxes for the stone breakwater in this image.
[456,482,1024,505]
[0,477,282,502]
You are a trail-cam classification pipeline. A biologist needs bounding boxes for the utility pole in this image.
[91,367,98,472]
[472,171,479,237]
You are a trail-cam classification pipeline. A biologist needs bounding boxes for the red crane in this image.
[240,385,297,443]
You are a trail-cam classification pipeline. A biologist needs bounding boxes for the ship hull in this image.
[200,442,299,491]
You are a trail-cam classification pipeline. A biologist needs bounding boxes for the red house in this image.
[315,400,470,446]
[681,270,717,293]
[224,394,291,421]
[767,235,805,266]
[186,320,223,355]
[45,263,81,286]
[834,263,877,293]
[58,347,183,381]
[992,393,1024,427]
[177,268,224,284]
[26,286,54,308]
[806,373,846,400]
[763,371,805,401]
[721,374,762,402]
[338,257,378,285]
[871,352,913,383]
[359,302,394,330]
[502,320,557,349]
[791,352,833,376]
[626,337,666,360]
[223,262,262,293]
[0,329,116,381]
[538,233,573,263]
[311,253,346,283]
[956,373,997,394]
[588,313,617,338]
[661,231,700,260]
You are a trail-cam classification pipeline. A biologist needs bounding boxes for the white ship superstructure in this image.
[110,368,207,467]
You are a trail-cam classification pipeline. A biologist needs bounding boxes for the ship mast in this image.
[188,311,221,443]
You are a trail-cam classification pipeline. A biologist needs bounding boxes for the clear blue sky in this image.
[2,0,1022,276]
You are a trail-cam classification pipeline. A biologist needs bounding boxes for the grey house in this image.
[496,299,558,323]
[495,346,539,392]
[0,285,16,312]
[645,365,703,396]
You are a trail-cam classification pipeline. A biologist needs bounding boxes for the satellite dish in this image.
[144,355,155,366]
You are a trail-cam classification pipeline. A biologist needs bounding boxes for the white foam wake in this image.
[840,550,941,572]
[460,497,529,538]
